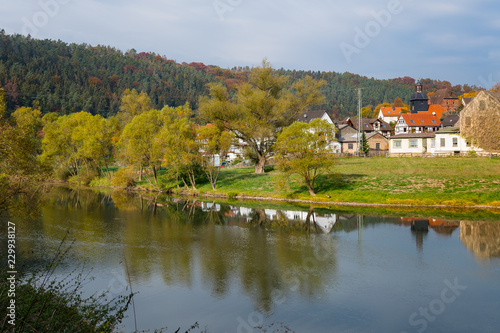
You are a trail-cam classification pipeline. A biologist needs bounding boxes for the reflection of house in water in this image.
[460,221,500,259]
[224,206,337,233]
[200,202,221,212]
[398,217,459,236]
[398,217,460,252]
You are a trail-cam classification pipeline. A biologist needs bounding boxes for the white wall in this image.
[389,137,432,155]
[434,133,471,154]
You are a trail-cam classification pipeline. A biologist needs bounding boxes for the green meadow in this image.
[191,157,500,207]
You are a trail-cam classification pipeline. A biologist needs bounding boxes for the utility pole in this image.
[357,88,362,155]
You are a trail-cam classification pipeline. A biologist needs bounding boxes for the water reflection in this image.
[2,186,500,331]
[460,221,500,258]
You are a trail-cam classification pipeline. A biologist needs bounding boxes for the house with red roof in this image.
[394,113,441,135]
[378,106,407,123]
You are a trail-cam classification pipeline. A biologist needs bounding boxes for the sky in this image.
[2,0,500,88]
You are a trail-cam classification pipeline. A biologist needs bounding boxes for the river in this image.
[1,186,500,332]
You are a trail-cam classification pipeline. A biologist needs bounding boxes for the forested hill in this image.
[0,32,477,118]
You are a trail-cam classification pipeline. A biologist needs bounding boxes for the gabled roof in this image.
[441,114,459,127]
[338,131,388,143]
[298,110,330,123]
[347,118,392,131]
[390,133,436,139]
[400,113,441,127]
[429,88,459,104]
[379,106,407,117]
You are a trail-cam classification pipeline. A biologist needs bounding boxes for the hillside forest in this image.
[0,31,483,119]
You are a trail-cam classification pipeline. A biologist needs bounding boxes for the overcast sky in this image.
[2,0,499,88]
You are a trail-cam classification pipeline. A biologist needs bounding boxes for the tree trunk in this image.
[105,163,111,180]
[305,180,316,196]
[139,164,142,181]
[255,155,266,174]
[152,165,157,184]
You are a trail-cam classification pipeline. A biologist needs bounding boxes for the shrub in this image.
[111,167,136,188]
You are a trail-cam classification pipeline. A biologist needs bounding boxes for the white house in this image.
[378,106,407,124]
[389,133,435,156]
[434,127,473,155]
[390,128,479,156]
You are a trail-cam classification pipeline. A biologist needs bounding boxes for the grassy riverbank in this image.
[190,157,500,207]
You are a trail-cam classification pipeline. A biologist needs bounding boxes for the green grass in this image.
[193,157,500,207]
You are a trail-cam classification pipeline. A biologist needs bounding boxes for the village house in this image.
[389,133,435,156]
[429,88,461,112]
[338,131,389,156]
[297,110,334,124]
[344,117,392,137]
[434,127,472,155]
[298,110,341,153]
[394,113,441,135]
[378,106,407,124]
[389,128,476,157]
[459,90,500,151]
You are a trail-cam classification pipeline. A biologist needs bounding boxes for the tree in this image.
[199,59,326,174]
[490,83,500,92]
[0,88,6,119]
[157,103,201,189]
[118,109,164,183]
[118,89,152,124]
[197,125,235,190]
[360,131,370,155]
[361,106,372,118]
[274,119,337,196]
[393,97,405,107]
[41,112,118,180]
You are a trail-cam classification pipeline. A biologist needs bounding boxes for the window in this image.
[465,117,471,126]
[453,138,458,147]
[431,139,435,148]
[432,120,436,123]
[440,138,446,147]
[376,143,380,150]
[410,120,415,123]
[348,143,353,150]
[409,139,418,148]
[393,140,401,148]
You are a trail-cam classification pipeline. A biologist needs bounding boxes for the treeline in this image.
[0,31,481,119]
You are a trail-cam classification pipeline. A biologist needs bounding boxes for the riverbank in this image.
[85,157,500,209]
[184,157,500,208]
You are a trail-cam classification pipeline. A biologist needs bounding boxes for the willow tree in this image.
[274,119,337,196]
[199,60,326,174]
[118,109,165,182]
[197,125,235,190]
[156,103,201,189]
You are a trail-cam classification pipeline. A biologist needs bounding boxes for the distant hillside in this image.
[0,32,479,118]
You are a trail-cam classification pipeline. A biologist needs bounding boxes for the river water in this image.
[2,186,500,332]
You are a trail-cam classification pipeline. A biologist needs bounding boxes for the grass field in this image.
[191,157,500,207]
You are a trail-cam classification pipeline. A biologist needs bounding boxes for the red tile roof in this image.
[401,113,441,127]
[380,106,407,117]
[427,104,446,117]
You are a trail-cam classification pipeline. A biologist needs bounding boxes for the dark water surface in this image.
[2,187,500,332]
